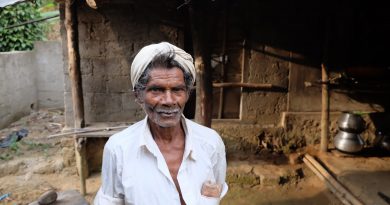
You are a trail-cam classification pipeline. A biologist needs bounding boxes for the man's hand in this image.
[201,181,222,198]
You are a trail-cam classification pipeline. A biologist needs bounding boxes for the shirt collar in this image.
[137,115,197,161]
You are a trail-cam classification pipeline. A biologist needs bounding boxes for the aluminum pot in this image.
[338,112,366,133]
[374,131,390,152]
[334,130,364,153]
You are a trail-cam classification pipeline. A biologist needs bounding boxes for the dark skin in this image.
[136,67,189,205]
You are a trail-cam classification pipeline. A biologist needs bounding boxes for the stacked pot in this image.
[334,112,365,153]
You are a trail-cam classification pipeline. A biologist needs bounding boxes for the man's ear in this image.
[134,91,144,104]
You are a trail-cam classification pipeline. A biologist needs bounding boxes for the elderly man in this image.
[94,42,228,205]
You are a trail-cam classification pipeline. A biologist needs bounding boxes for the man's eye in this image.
[149,87,163,92]
[172,87,186,92]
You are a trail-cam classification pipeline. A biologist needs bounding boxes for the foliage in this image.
[0,1,44,52]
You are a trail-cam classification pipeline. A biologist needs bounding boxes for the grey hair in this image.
[134,53,194,96]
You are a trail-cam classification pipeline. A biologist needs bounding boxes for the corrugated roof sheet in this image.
[0,0,27,8]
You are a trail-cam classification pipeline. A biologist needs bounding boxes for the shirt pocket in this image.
[198,195,220,205]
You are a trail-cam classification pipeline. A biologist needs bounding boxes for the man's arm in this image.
[94,144,125,205]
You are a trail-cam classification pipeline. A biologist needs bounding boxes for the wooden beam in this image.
[320,63,329,152]
[65,0,85,129]
[213,82,286,90]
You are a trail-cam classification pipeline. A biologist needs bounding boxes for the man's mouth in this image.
[156,109,180,117]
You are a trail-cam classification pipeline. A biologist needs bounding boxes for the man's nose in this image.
[161,91,175,105]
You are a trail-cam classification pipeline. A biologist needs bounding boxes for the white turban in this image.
[130,42,196,90]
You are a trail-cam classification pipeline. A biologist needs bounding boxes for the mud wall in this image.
[60,1,389,154]
[61,1,184,128]
[0,41,64,129]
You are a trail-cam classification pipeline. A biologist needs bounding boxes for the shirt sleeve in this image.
[94,144,125,205]
[200,135,228,205]
[213,133,229,198]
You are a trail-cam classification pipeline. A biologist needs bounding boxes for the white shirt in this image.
[94,116,228,205]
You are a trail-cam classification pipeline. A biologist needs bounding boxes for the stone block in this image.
[29,190,88,205]
[90,22,117,41]
[105,58,123,76]
[120,58,131,76]
[82,74,107,93]
[78,22,91,41]
[63,92,74,128]
[105,93,122,113]
[80,58,93,75]
[79,41,106,58]
[78,6,105,23]
[91,58,108,76]
[122,93,139,111]
[105,41,126,58]
[107,76,131,93]
[89,93,107,119]
[227,161,254,174]
[253,165,281,186]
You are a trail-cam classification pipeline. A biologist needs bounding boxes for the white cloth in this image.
[94,116,228,205]
[130,42,196,90]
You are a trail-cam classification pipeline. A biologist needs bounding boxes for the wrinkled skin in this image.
[137,67,189,128]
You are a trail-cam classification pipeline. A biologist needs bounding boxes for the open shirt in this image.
[94,116,228,205]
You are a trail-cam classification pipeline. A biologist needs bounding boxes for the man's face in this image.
[137,67,189,128]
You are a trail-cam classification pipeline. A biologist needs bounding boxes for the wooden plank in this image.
[304,154,364,205]
[303,157,353,205]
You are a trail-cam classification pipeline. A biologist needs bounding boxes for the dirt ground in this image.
[0,109,343,205]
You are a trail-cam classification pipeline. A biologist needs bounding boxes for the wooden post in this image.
[65,0,85,129]
[189,6,213,127]
[65,0,86,195]
[218,2,228,119]
[75,137,88,195]
[320,63,329,152]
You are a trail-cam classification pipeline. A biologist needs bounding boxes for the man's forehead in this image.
[147,67,185,85]
[149,67,184,78]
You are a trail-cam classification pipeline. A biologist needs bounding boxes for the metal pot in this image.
[338,112,366,133]
[374,131,390,152]
[382,137,390,151]
[334,130,364,153]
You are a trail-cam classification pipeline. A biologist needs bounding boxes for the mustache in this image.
[154,107,181,113]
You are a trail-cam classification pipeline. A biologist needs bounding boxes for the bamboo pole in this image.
[304,154,364,205]
[320,63,329,152]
